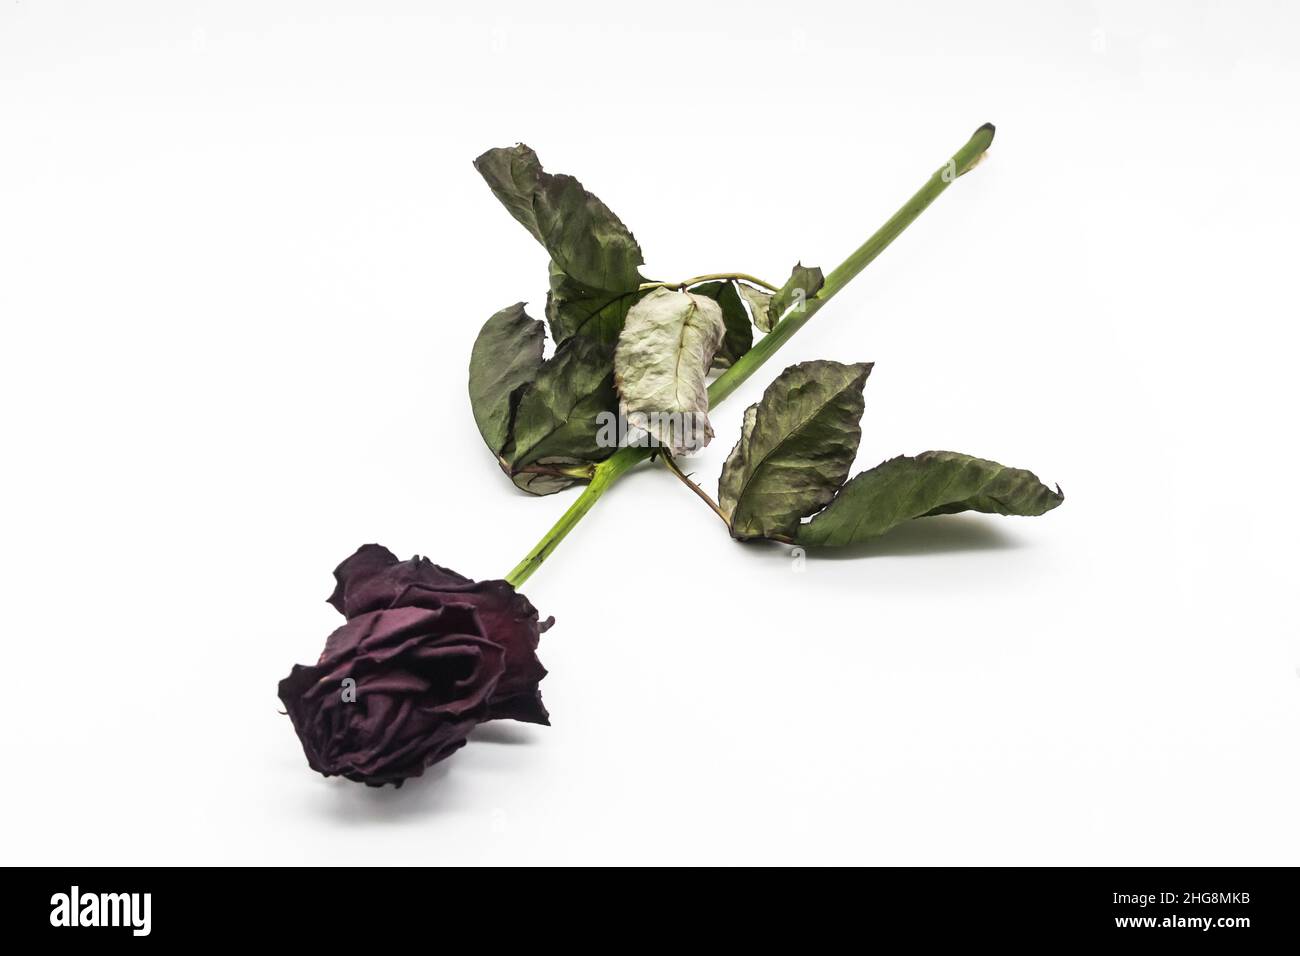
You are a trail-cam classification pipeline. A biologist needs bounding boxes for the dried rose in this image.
[279,545,551,787]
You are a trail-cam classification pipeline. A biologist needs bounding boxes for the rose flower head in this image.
[278,544,552,787]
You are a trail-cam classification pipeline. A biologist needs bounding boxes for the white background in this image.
[4,1,1298,865]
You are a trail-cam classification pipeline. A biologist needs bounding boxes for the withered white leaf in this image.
[613,287,725,456]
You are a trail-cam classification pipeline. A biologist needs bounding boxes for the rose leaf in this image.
[736,282,775,333]
[468,303,546,456]
[765,262,825,331]
[473,144,645,295]
[796,451,1065,547]
[690,280,753,369]
[718,360,872,539]
[613,288,726,456]
[502,334,619,494]
[545,261,644,348]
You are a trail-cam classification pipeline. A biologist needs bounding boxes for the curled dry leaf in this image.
[690,280,753,369]
[767,262,825,330]
[468,304,620,496]
[796,451,1064,547]
[545,261,642,349]
[614,288,726,456]
[469,144,653,494]
[504,334,618,489]
[718,360,872,539]
[473,144,644,295]
[468,303,546,456]
[737,283,775,333]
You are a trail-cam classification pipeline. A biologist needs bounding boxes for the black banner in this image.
[7,867,1294,943]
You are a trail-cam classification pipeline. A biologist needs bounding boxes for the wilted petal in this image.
[282,545,554,787]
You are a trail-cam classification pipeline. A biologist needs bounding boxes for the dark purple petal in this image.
[279,606,506,786]
[395,580,550,725]
[325,543,399,616]
[283,544,554,787]
[327,544,472,619]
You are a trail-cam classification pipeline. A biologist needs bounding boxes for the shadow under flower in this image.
[470,722,537,746]
[309,725,542,823]
[314,760,461,823]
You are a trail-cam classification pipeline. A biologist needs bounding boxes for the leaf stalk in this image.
[660,453,731,528]
[639,272,780,293]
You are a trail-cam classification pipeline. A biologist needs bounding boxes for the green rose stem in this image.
[503,123,996,588]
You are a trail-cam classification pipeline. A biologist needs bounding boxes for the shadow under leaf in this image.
[807,514,1025,560]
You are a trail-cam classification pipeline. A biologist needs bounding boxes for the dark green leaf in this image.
[766,262,824,331]
[474,144,644,293]
[797,451,1064,547]
[502,334,618,493]
[691,280,753,369]
[468,303,545,456]
[545,261,642,348]
[718,360,872,539]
